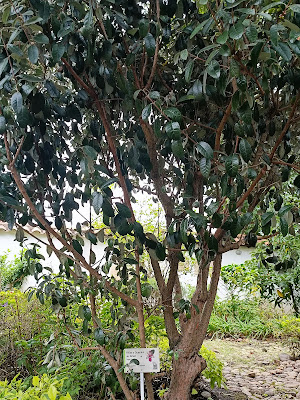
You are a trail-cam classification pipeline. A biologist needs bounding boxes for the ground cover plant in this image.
[0,0,299,398]
[0,374,72,400]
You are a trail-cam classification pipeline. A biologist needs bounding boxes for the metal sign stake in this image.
[140,371,145,400]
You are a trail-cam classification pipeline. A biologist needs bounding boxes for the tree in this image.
[0,0,300,399]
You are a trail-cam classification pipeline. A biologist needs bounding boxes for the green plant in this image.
[0,374,72,399]
[200,346,224,389]
[0,0,300,398]
[0,251,28,290]
[208,298,285,338]
[157,388,169,399]
[0,289,52,381]
[221,232,300,317]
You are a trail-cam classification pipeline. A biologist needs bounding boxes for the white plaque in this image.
[123,348,160,373]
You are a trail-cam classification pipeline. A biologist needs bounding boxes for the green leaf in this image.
[171,140,185,159]
[187,79,203,99]
[116,202,132,218]
[185,59,194,83]
[2,5,10,23]
[180,49,189,60]
[6,208,14,230]
[28,44,39,64]
[251,41,264,67]
[190,21,205,38]
[225,154,239,177]
[164,107,182,122]
[239,139,252,162]
[261,212,273,226]
[32,376,39,387]
[141,283,152,298]
[72,239,83,255]
[11,92,23,113]
[199,157,211,178]
[260,1,284,12]
[246,25,258,42]
[144,33,156,57]
[17,106,32,128]
[280,216,288,236]
[139,18,149,38]
[0,58,8,76]
[278,205,292,217]
[216,31,228,44]
[272,42,292,61]
[206,60,220,79]
[240,212,253,227]
[232,91,240,111]
[102,198,115,217]
[165,122,181,140]
[87,231,97,245]
[142,104,152,120]
[149,91,160,100]
[0,116,6,134]
[270,25,281,46]
[229,23,244,40]
[24,16,43,25]
[34,33,50,44]
[48,384,57,400]
[83,305,92,321]
[100,178,118,190]
[155,243,166,261]
[290,4,300,13]
[230,59,240,77]
[52,43,65,63]
[294,175,300,188]
[83,145,98,160]
[197,141,214,159]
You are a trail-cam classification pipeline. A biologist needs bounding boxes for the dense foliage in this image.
[0,374,72,400]
[0,250,34,289]
[0,0,299,398]
[221,181,300,316]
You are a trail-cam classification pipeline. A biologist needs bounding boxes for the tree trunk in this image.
[165,351,206,400]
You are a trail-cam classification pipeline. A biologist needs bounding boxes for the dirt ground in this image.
[203,338,300,400]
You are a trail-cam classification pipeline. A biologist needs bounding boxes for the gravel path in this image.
[204,338,300,400]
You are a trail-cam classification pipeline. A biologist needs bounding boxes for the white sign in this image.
[123,348,160,373]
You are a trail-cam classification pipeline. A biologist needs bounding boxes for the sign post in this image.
[123,348,160,400]
[140,372,145,400]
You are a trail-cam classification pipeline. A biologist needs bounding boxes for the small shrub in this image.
[274,316,300,359]
[0,251,30,290]
[0,374,72,399]
[200,346,224,389]
[0,290,48,379]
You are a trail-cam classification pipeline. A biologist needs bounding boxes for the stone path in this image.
[223,358,300,399]
[204,339,300,400]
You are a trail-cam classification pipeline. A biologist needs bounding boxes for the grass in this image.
[207,297,300,339]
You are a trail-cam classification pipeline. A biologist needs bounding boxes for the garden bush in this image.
[0,290,48,379]
[0,374,72,399]
[207,297,297,338]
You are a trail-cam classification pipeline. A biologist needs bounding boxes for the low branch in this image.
[214,101,232,157]
[4,134,136,306]
[269,91,300,160]
[66,326,134,400]
[149,255,165,295]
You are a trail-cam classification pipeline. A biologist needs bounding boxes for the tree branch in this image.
[144,0,160,91]
[214,101,232,157]
[4,134,136,307]
[270,91,300,160]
